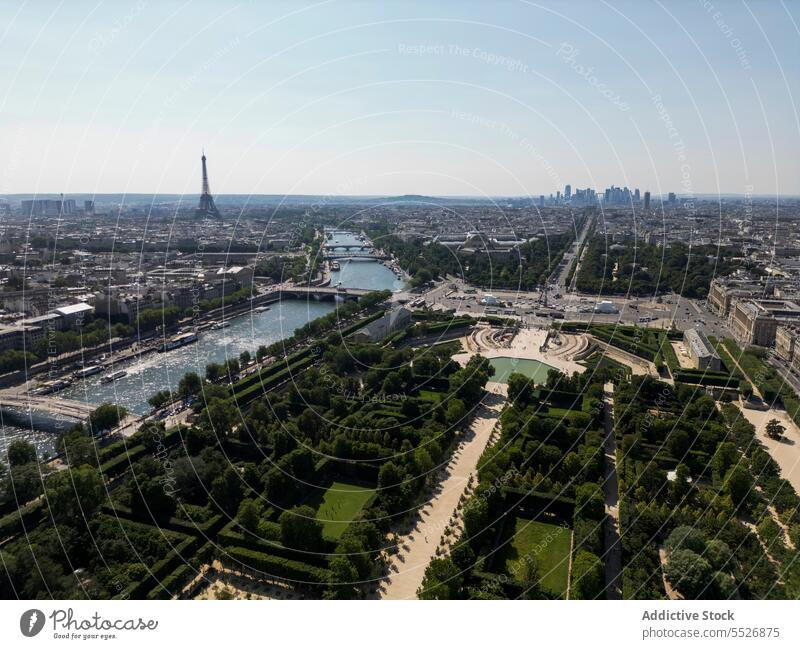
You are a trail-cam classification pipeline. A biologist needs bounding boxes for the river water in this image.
[1,231,404,460]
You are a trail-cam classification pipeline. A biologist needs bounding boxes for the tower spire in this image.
[197,150,220,218]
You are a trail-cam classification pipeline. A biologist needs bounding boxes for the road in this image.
[602,382,622,600]
[378,391,505,599]
[553,212,595,291]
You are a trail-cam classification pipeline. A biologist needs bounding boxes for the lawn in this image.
[309,481,375,541]
[418,389,442,402]
[496,518,572,597]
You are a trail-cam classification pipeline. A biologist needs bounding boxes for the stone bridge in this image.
[0,393,97,420]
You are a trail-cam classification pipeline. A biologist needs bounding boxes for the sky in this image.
[1,0,799,197]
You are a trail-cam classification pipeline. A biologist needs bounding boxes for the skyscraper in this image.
[668,192,676,204]
[644,191,651,211]
[196,151,221,218]
[564,184,571,200]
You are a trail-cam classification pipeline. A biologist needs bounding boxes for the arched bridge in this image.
[278,287,372,301]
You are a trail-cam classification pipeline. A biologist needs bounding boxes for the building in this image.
[643,191,650,211]
[564,184,571,200]
[668,192,676,204]
[84,200,95,214]
[350,307,412,343]
[775,325,797,363]
[215,266,254,289]
[728,300,778,347]
[54,302,94,328]
[707,278,763,316]
[683,328,721,371]
[0,324,46,353]
[21,198,76,217]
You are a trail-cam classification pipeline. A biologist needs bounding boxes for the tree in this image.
[723,464,753,507]
[665,549,714,599]
[148,390,172,410]
[765,418,785,440]
[58,429,98,468]
[417,557,462,599]
[414,447,434,476]
[671,463,692,502]
[45,466,105,523]
[130,477,176,522]
[664,526,706,555]
[6,440,37,466]
[205,362,223,382]
[328,556,359,598]
[711,441,738,485]
[705,539,732,571]
[667,429,691,459]
[574,482,604,521]
[211,466,243,513]
[279,505,323,551]
[445,398,467,427]
[177,371,202,398]
[0,463,43,506]
[450,541,476,571]
[239,350,252,366]
[236,498,262,535]
[88,403,128,433]
[506,372,533,405]
[204,398,237,436]
[570,550,603,599]
[463,496,489,540]
[449,356,492,406]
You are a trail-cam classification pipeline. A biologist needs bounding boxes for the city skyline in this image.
[1,1,799,196]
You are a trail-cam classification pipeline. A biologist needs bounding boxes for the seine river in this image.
[1,231,404,460]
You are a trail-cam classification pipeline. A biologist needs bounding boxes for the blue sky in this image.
[1,0,798,196]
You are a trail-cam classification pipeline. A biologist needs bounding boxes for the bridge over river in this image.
[0,392,97,420]
[277,286,372,301]
[323,250,390,261]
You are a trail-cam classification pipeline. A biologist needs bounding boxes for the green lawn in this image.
[310,481,375,541]
[545,406,579,419]
[496,518,572,597]
[418,389,442,402]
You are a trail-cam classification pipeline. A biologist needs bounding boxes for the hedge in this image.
[119,535,198,599]
[0,500,44,539]
[147,563,194,600]
[500,488,576,523]
[223,545,331,590]
[232,358,315,406]
[218,522,331,566]
[673,370,739,387]
[101,503,225,537]
[98,426,183,478]
[229,346,315,395]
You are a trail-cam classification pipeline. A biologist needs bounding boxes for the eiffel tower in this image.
[196,150,220,218]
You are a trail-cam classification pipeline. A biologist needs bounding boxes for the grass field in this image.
[309,481,375,541]
[497,518,572,597]
[418,389,442,402]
